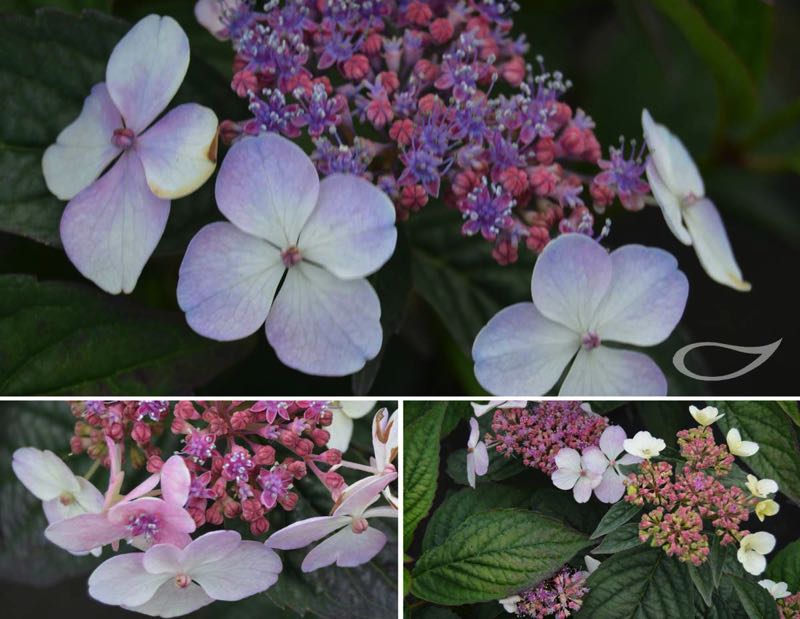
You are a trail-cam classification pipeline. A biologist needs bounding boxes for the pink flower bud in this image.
[279,430,298,448]
[377,71,399,93]
[230,410,251,431]
[310,428,330,447]
[107,422,124,442]
[231,70,258,98]
[287,460,307,479]
[174,400,200,420]
[499,166,529,197]
[559,125,585,157]
[294,438,314,456]
[429,18,454,45]
[279,492,298,511]
[526,225,551,254]
[535,138,556,165]
[222,497,242,520]
[250,517,270,536]
[206,502,224,525]
[188,505,206,528]
[529,166,557,197]
[491,236,518,265]
[414,59,439,83]
[364,32,383,55]
[241,498,264,522]
[321,449,342,465]
[342,54,369,80]
[406,1,433,25]
[253,445,276,466]
[131,421,152,445]
[502,56,526,87]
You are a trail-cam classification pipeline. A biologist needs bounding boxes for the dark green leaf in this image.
[0,274,254,394]
[421,485,529,552]
[690,561,716,608]
[777,401,800,427]
[590,500,641,540]
[591,523,642,555]
[404,402,446,550]
[578,545,694,618]
[412,509,589,606]
[531,488,607,535]
[730,575,780,619]
[766,539,800,592]
[440,400,472,438]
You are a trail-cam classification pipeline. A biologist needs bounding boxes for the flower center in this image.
[351,517,369,534]
[174,574,191,589]
[281,246,302,268]
[59,491,75,506]
[126,512,161,542]
[111,127,135,150]
[581,330,601,350]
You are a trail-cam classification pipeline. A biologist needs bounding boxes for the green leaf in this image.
[531,488,607,535]
[730,575,781,619]
[0,275,254,394]
[4,0,110,12]
[591,523,642,555]
[411,508,589,606]
[403,566,412,597]
[713,401,800,504]
[404,402,446,550]
[578,545,694,618]
[415,608,461,619]
[777,401,800,427]
[589,500,641,540]
[421,485,529,552]
[440,400,472,438]
[407,205,534,354]
[446,447,526,486]
[690,561,716,608]
[766,539,800,591]
[0,9,242,253]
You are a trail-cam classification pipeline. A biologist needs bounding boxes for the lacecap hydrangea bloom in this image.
[43,15,218,294]
[177,133,397,376]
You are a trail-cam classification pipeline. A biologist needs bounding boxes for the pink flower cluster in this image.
[214,0,650,264]
[71,400,342,536]
[625,425,757,565]
[514,566,589,619]
[489,401,607,474]
[778,592,800,618]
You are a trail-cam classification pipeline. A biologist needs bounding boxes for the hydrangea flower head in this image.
[472,233,688,395]
[177,133,397,376]
[642,109,750,291]
[43,15,218,294]
[88,530,281,616]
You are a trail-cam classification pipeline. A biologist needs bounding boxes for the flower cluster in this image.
[512,566,590,618]
[777,592,800,618]
[489,401,607,473]
[14,400,398,616]
[210,0,651,264]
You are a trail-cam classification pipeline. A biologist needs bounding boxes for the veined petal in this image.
[195,0,227,40]
[136,103,218,199]
[531,234,613,333]
[334,473,397,518]
[42,82,121,200]
[181,530,242,571]
[125,581,213,617]
[572,476,595,503]
[191,541,282,600]
[683,198,751,291]
[598,426,627,460]
[142,543,183,575]
[593,468,626,504]
[106,15,190,134]
[645,160,692,245]
[265,516,349,550]
[641,109,704,199]
[265,263,382,376]
[215,134,319,248]
[12,447,80,500]
[594,244,688,346]
[177,222,284,340]
[45,512,124,552]
[326,412,355,452]
[60,152,169,294]
[298,174,397,279]
[560,347,667,396]
[472,302,579,396]
[551,468,580,490]
[89,553,170,607]
[473,442,489,477]
[301,526,386,572]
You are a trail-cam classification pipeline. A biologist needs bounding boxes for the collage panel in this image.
[403,400,800,619]
[0,399,398,619]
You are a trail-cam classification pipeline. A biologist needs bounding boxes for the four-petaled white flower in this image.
[177,133,397,377]
[498,595,522,614]
[326,401,377,452]
[466,417,490,488]
[623,431,666,460]
[551,446,605,503]
[642,109,750,291]
[737,531,776,576]
[44,15,218,294]
[473,234,688,396]
[755,499,780,522]
[758,579,791,600]
[590,426,642,504]
[689,405,724,427]
[746,475,779,499]
[726,428,759,457]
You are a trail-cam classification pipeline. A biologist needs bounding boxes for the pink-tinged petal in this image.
[195,0,227,40]
[121,472,161,504]
[472,302,579,396]
[594,245,688,346]
[581,446,609,475]
[554,448,582,475]
[160,456,191,507]
[641,109,704,200]
[467,417,480,448]
[572,476,595,503]
[177,222,284,340]
[298,174,397,279]
[181,530,242,570]
[531,234,613,333]
[362,506,398,519]
[683,198,751,291]
[12,447,80,500]
[192,541,282,600]
[560,347,667,397]
[334,472,397,517]
[326,412,354,453]
[646,160,692,245]
[551,468,580,491]
[593,468,625,504]
[215,134,319,248]
[301,526,387,572]
[45,512,124,552]
[473,442,489,477]
[136,103,218,199]
[618,453,642,465]
[466,452,476,488]
[106,15,190,134]
[89,553,170,607]
[125,581,213,618]
[598,426,627,461]
[265,516,349,550]
[60,152,169,294]
[142,543,183,575]
[42,83,121,200]
[265,263,381,376]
